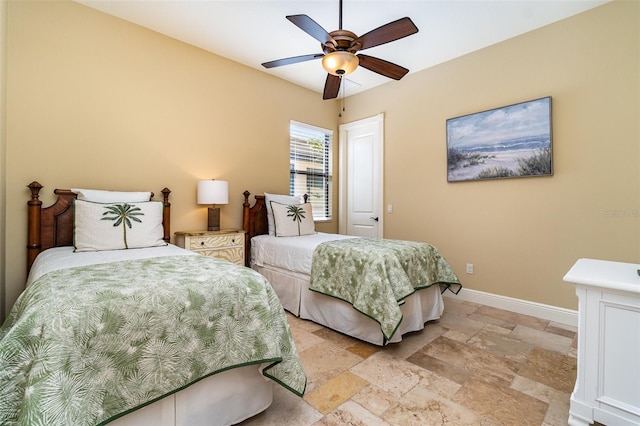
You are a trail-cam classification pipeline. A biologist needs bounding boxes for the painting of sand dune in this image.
[446,97,552,182]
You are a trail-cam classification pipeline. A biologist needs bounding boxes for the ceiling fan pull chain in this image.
[339,81,345,117]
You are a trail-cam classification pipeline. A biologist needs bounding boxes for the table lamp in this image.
[197,180,228,231]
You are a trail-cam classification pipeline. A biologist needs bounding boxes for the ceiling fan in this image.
[261,0,419,100]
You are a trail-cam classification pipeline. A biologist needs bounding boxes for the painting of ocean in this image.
[446,97,552,182]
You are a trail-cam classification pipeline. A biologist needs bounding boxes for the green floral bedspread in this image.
[310,238,462,342]
[0,255,306,425]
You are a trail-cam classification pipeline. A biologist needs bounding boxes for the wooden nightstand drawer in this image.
[188,234,242,250]
[175,230,246,266]
[197,246,244,264]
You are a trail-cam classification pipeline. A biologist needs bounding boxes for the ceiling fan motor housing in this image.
[322,30,358,54]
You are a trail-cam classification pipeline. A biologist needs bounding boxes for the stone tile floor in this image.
[240,298,578,425]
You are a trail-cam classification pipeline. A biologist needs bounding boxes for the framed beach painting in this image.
[446,96,552,182]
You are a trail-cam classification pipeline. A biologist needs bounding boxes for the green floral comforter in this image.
[310,238,462,342]
[0,255,306,425]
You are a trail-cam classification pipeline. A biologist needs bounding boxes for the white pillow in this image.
[270,201,315,237]
[74,200,167,252]
[72,188,152,203]
[264,193,302,236]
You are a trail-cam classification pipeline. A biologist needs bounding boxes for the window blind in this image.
[290,121,333,221]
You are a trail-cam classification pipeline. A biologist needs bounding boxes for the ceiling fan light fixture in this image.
[322,51,359,76]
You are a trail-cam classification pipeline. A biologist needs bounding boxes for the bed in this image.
[0,182,306,426]
[242,191,462,346]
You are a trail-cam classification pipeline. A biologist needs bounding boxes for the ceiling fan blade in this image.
[287,14,336,47]
[357,54,409,80]
[262,53,324,69]
[351,17,418,52]
[323,74,342,100]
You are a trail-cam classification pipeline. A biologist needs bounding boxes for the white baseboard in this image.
[443,288,578,328]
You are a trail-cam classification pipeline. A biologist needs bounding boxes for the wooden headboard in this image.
[241,190,308,267]
[26,181,172,272]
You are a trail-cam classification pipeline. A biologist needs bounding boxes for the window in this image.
[290,120,333,221]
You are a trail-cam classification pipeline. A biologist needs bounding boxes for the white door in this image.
[339,114,383,238]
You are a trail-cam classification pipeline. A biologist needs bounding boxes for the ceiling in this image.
[75,0,609,98]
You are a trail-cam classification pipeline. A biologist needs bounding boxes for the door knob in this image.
[370,216,379,222]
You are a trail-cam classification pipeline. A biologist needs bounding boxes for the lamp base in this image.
[207,207,221,231]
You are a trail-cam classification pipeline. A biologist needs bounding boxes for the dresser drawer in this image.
[188,234,243,250]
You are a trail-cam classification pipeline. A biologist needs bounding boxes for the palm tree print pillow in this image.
[270,201,316,237]
[73,200,167,251]
[265,193,303,236]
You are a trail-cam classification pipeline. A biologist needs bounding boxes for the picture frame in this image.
[446,96,552,182]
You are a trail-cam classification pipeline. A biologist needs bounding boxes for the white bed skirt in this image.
[253,263,444,346]
[109,364,273,426]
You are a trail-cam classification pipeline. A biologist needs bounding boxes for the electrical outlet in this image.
[466,263,474,274]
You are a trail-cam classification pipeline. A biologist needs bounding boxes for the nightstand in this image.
[175,229,246,265]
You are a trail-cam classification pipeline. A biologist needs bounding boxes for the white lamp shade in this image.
[197,180,229,205]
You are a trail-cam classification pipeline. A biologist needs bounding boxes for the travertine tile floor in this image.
[240,297,578,426]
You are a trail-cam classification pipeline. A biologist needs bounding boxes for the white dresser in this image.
[564,258,640,426]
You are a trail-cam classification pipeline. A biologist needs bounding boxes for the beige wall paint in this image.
[2,0,638,318]
[2,0,339,316]
[340,0,639,310]
[1,0,7,322]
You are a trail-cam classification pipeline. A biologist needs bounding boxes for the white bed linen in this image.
[251,233,445,345]
[251,232,356,274]
[27,245,273,426]
[27,244,194,285]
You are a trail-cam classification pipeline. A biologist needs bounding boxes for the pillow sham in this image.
[72,188,152,203]
[74,200,166,252]
[265,193,303,236]
[270,201,315,237]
